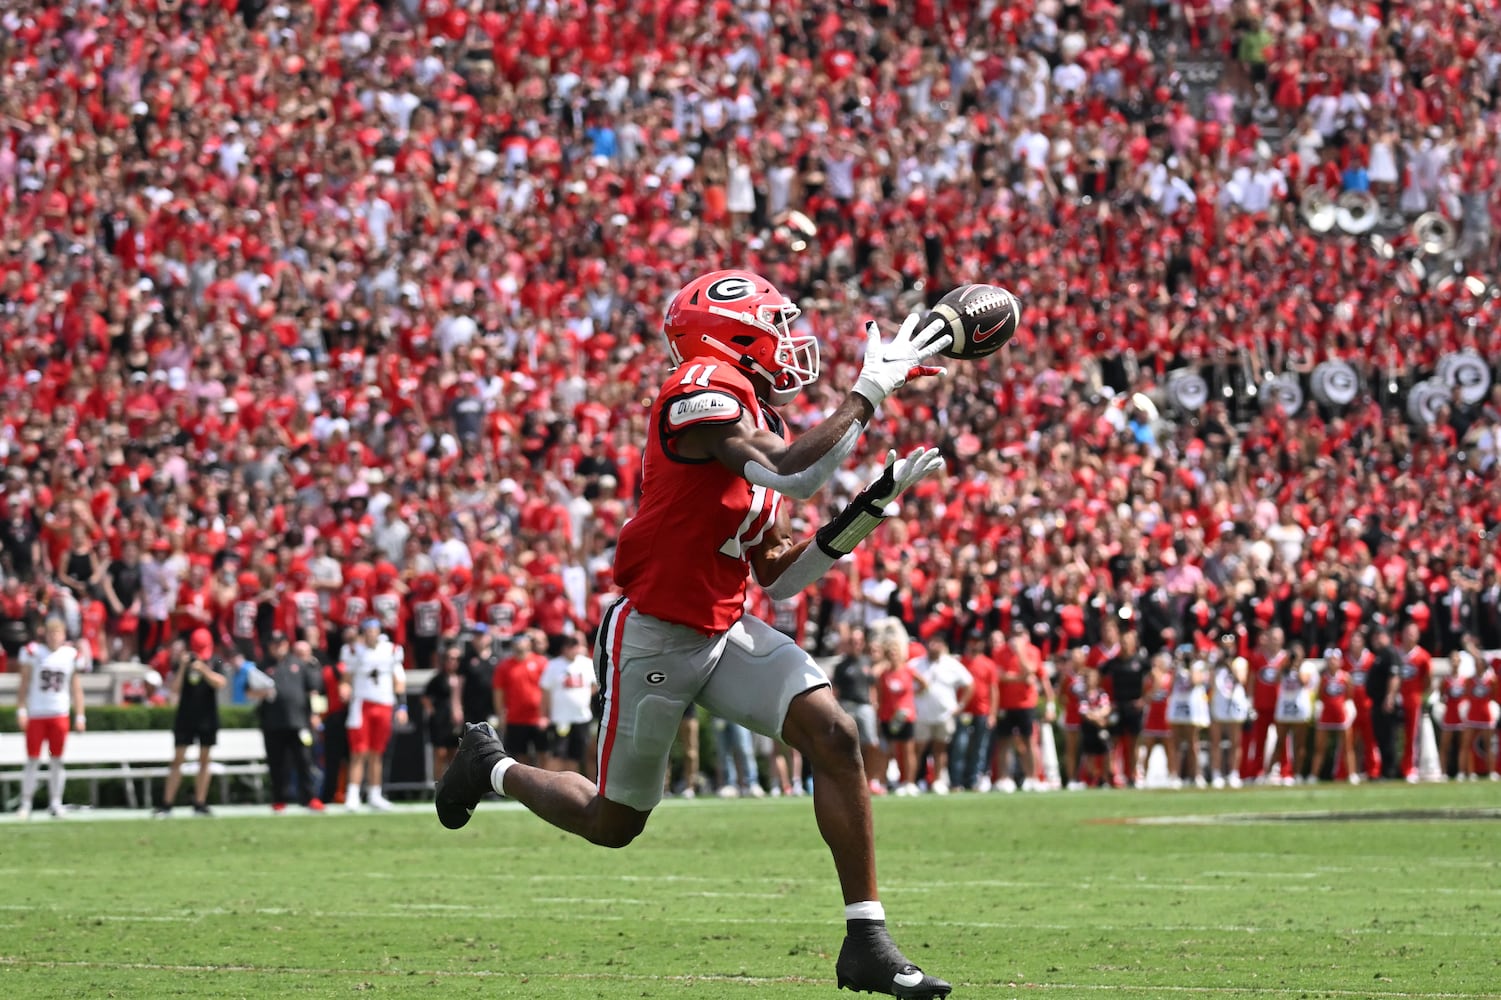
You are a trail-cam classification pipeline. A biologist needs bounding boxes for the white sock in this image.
[490,758,517,796]
[346,782,360,805]
[49,759,65,808]
[844,901,886,923]
[20,758,39,808]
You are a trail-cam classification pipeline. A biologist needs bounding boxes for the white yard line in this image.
[0,957,1498,998]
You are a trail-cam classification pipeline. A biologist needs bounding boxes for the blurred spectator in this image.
[830,626,883,794]
[539,631,597,774]
[252,632,325,813]
[713,718,764,799]
[155,629,227,818]
[491,630,548,766]
[910,633,972,795]
[951,632,998,792]
[423,642,470,781]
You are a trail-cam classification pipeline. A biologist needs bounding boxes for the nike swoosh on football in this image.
[894,969,925,988]
[971,319,1004,343]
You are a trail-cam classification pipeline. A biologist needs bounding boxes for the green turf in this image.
[3,783,1500,999]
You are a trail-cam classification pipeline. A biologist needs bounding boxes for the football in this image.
[925,283,1021,360]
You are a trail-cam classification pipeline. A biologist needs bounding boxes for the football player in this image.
[436,270,954,998]
[344,618,408,812]
[14,617,88,819]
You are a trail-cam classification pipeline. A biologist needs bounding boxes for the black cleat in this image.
[434,722,509,830]
[836,931,952,998]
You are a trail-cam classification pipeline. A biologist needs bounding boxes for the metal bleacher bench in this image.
[0,728,268,811]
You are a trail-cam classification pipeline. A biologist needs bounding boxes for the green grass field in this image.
[2,783,1500,999]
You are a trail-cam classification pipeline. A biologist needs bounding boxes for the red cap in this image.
[190,628,214,659]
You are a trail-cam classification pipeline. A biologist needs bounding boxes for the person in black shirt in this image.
[830,627,879,784]
[103,539,144,659]
[1,510,40,581]
[425,643,470,780]
[1366,627,1403,780]
[1102,628,1149,787]
[458,626,501,724]
[155,628,227,816]
[250,632,325,812]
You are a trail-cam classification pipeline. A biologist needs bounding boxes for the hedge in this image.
[0,705,261,733]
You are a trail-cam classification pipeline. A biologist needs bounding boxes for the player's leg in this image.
[159,744,189,813]
[48,732,66,817]
[436,601,704,847]
[676,711,700,796]
[1402,699,1421,778]
[193,739,215,812]
[19,718,44,819]
[700,616,950,998]
[1311,728,1330,782]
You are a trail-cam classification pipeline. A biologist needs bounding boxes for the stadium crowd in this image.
[2,0,1500,803]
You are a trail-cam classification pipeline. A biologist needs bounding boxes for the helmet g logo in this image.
[705,276,756,303]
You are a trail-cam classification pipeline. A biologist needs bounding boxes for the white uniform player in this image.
[15,619,87,820]
[343,620,408,811]
[540,636,598,769]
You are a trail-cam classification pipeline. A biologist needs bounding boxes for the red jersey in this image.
[330,589,370,633]
[173,583,213,636]
[1144,670,1171,732]
[1060,670,1088,728]
[277,588,321,638]
[613,364,783,634]
[322,663,348,715]
[1399,644,1432,699]
[996,644,1043,710]
[1251,650,1287,712]
[877,665,917,725]
[480,597,524,638]
[1345,648,1374,708]
[492,652,547,727]
[1439,674,1469,728]
[1317,669,1353,727]
[407,593,457,640]
[370,589,405,645]
[227,597,259,642]
[960,653,997,716]
[1466,670,1497,726]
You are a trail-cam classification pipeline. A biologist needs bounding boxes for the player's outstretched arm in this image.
[759,447,945,601]
[680,313,951,501]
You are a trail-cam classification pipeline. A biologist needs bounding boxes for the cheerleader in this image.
[1168,649,1211,789]
[1139,653,1175,785]
[1460,658,1499,782]
[1311,650,1358,784]
[1208,637,1250,788]
[1437,639,1476,779]
[1058,648,1090,790]
[1266,642,1317,785]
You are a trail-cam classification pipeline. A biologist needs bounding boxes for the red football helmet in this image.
[663,269,818,405]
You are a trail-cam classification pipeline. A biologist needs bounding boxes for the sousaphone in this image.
[1301,187,1337,233]
[1335,191,1379,234]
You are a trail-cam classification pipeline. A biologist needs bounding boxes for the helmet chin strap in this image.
[695,334,804,404]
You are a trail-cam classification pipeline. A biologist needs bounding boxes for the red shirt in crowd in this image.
[493,652,548,728]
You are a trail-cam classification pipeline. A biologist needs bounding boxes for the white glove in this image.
[851,313,952,408]
[863,447,946,513]
[815,447,946,556]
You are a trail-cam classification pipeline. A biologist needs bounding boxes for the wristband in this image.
[396,702,408,712]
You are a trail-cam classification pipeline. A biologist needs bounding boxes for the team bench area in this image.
[0,728,269,811]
